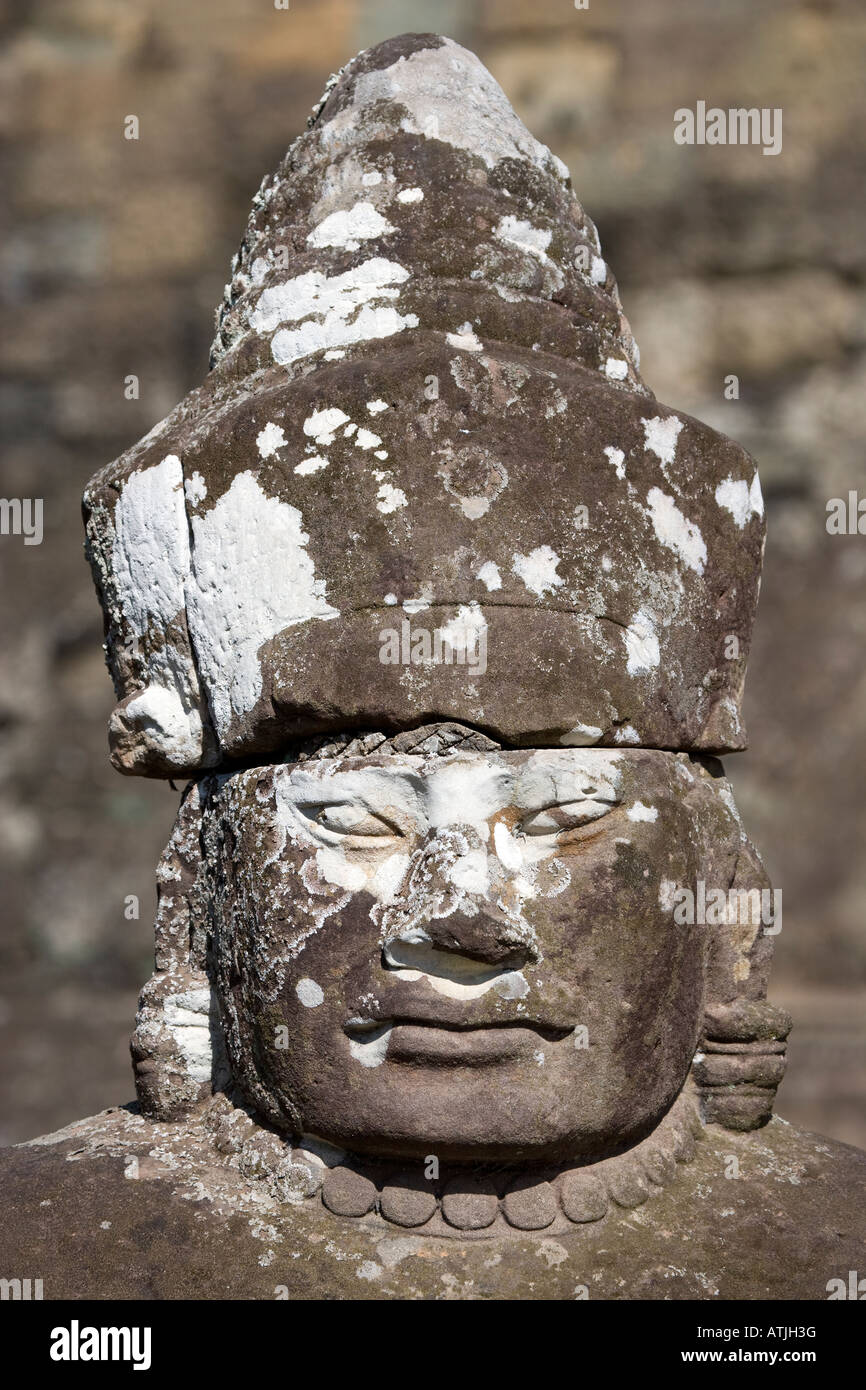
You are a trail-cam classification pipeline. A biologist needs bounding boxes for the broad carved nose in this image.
[406,910,535,968]
[378,823,538,970]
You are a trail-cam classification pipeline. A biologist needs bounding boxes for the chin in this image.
[280,1059,656,1165]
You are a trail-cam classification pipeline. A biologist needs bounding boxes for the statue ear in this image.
[131,782,229,1120]
[691,770,790,1130]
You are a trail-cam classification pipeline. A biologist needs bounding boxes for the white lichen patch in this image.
[544,388,568,418]
[511,546,563,597]
[604,357,628,381]
[120,686,204,765]
[494,971,530,1000]
[623,610,660,676]
[715,473,764,528]
[371,851,411,903]
[295,977,324,1008]
[403,584,433,614]
[109,454,208,764]
[250,258,419,367]
[163,988,213,1084]
[184,471,207,506]
[604,446,626,480]
[303,407,350,447]
[347,1023,391,1069]
[494,215,551,259]
[476,560,502,591]
[560,724,603,746]
[306,201,395,251]
[366,399,389,414]
[112,455,190,636]
[446,326,483,352]
[727,695,743,736]
[250,256,269,286]
[492,819,522,872]
[376,482,407,513]
[354,427,382,450]
[537,1239,569,1268]
[294,456,329,475]
[185,472,339,735]
[322,39,567,179]
[397,186,424,203]
[493,216,564,289]
[315,845,369,893]
[439,603,488,660]
[642,415,683,469]
[627,802,658,822]
[646,487,707,575]
[256,422,287,459]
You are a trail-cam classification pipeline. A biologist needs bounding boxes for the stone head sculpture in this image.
[83,35,788,1190]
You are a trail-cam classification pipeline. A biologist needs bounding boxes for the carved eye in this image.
[298,803,401,838]
[520,799,615,839]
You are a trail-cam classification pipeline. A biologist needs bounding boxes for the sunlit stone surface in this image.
[2,34,863,1301]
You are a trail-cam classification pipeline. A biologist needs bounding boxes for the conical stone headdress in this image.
[84,33,765,777]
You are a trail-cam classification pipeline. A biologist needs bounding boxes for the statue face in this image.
[206,747,712,1162]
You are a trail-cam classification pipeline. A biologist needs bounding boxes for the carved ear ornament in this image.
[694,1000,792,1130]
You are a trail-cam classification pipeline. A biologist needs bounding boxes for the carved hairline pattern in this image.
[193,721,735,776]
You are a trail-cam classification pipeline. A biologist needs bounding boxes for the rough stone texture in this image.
[82,36,764,772]
[1,1104,863,1300]
[322,1166,377,1217]
[6,24,863,1301]
[128,784,226,1120]
[184,743,785,1158]
[560,1172,609,1224]
[603,1160,650,1210]
[3,0,865,1154]
[502,1178,557,1230]
[441,1175,499,1230]
[379,1173,438,1227]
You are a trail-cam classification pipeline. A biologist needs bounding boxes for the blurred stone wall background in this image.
[1,0,864,1146]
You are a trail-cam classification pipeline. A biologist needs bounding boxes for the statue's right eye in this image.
[297,803,402,838]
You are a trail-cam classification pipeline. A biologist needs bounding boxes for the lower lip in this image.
[384,1024,546,1065]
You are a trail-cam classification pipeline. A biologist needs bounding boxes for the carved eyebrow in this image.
[281,771,427,828]
[283,768,423,794]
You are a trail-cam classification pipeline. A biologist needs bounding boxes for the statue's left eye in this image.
[520,799,615,837]
[300,803,400,837]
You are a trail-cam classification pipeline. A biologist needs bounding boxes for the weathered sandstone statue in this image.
[3,34,863,1301]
